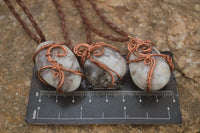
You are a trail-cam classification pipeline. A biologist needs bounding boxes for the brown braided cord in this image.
[74,0,129,43]
[88,0,128,37]
[84,22,92,44]
[74,42,122,87]
[16,0,46,42]
[52,0,74,49]
[4,0,46,44]
[127,36,174,93]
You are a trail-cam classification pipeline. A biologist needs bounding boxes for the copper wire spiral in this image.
[74,42,122,87]
[33,42,83,93]
[127,37,174,93]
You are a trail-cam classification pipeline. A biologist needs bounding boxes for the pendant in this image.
[74,42,127,89]
[33,41,83,93]
[127,37,174,92]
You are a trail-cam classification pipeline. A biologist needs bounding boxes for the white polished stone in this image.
[128,47,171,91]
[35,41,82,92]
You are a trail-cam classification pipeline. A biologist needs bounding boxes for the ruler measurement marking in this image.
[167,107,171,119]
[122,96,125,102]
[32,105,171,121]
[139,95,142,103]
[172,95,176,103]
[89,96,92,103]
[39,91,175,97]
[156,96,159,103]
[80,107,83,119]
[34,91,173,121]
[34,106,171,120]
[124,106,127,118]
[146,112,149,119]
[38,91,42,102]
[106,94,108,102]
[72,96,75,103]
[32,110,37,119]
[36,92,39,97]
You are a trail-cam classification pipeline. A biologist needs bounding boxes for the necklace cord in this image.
[74,0,129,43]
[88,0,128,37]
[74,0,92,44]
[4,0,46,44]
[52,0,74,49]
[52,0,92,45]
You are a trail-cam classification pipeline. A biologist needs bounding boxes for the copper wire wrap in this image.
[4,0,46,44]
[74,42,122,87]
[33,42,83,93]
[127,37,174,93]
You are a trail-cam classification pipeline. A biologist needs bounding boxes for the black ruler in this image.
[25,52,182,125]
